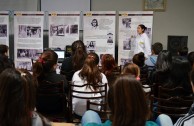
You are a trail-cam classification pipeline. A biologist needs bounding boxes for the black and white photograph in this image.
[122,18,131,28]
[17,49,42,59]
[120,58,132,66]
[19,25,41,38]
[65,25,70,34]
[123,38,131,50]
[50,24,65,36]
[70,25,78,34]
[145,27,152,39]
[16,61,32,71]
[57,25,64,36]
[87,41,96,51]
[0,25,7,37]
[107,33,113,43]
[91,19,99,29]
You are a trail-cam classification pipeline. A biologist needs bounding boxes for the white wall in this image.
[91,0,194,51]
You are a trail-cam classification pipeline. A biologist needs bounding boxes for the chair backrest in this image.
[36,80,66,114]
[158,86,190,98]
[150,95,193,123]
[68,82,107,121]
[87,100,111,122]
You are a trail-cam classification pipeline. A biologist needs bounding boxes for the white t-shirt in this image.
[134,33,151,58]
[72,70,108,116]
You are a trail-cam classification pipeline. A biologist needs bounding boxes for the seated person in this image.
[32,50,68,113]
[81,75,158,126]
[121,62,140,80]
[145,42,163,67]
[0,44,14,73]
[0,68,51,126]
[60,40,87,81]
[156,69,194,126]
[100,54,117,87]
[72,52,108,116]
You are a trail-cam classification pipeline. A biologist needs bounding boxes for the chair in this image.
[68,82,108,122]
[87,100,111,122]
[150,95,193,123]
[158,86,192,99]
[36,80,69,122]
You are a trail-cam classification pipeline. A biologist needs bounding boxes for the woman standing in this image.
[134,24,151,58]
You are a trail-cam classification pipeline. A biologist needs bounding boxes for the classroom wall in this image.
[91,0,194,51]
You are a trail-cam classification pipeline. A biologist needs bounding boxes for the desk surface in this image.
[52,122,75,126]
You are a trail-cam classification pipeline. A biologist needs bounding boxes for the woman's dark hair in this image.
[167,57,192,92]
[187,51,194,69]
[71,40,87,71]
[101,54,116,76]
[190,69,194,87]
[0,68,37,126]
[0,44,14,73]
[79,52,102,90]
[156,50,172,73]
[132,52,145,67]
[138,24,147,33]
[108,75,149,126]
[0,44,8,55]
[33,50,58,81]
[152,42,163,55]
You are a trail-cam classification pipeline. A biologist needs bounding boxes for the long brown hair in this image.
[101,54,116,76]
[72,40,87,71]
[79,52,102,90]
[0,68,37,126]
[108,75,149,126]
[33,50,58,81]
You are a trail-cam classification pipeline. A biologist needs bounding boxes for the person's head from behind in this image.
[0,44,8,56]
[137,24,147,34]
[188,51,194,69]
[156,50,172,72]
[108,75,149,126]
[0,68,36,126]
[133,52,145,67]
[170,57,191,91]
[79,52,101,90]
[71,40,87,70]
[152,42,163,55]
[91,19,98,27]
[122,62,140,78]
[33,50,58,81]
[101,54,116,76]
[178,46,188,56]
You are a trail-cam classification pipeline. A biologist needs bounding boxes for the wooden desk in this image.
[52,122,75,126]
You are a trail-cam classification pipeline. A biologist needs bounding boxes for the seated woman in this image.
[72,52,108,116]
[121,62,140,80]
[0,68,51,126]
[81,75,158,126]
[0,44,14,73]
[133,52,149,84]
[100,54,117,87]
[33,50,68,90]
[60,40,87,81]
[33,50,68,114]
[163,56,192,95]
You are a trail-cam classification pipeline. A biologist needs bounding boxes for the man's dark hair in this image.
[152,42,163,55]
